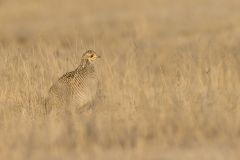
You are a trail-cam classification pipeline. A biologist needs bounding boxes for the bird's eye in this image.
[90,55,94,58]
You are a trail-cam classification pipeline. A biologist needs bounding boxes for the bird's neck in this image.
[76,59,95,72]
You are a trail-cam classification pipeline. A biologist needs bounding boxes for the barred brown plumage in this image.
[45,50,100,114]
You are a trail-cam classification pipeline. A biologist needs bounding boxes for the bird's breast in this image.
[71,72,98,107]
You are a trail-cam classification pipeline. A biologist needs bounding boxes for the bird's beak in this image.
[97,55,101,58]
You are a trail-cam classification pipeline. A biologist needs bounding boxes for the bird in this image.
[45,50,101,114]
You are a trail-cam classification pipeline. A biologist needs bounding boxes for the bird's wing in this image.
[58,70,76,83]
[48,70,76,98]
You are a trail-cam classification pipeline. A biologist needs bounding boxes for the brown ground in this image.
[0,0,240,159]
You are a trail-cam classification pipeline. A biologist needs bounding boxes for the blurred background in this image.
[0,0,240,159]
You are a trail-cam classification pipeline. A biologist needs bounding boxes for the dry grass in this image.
[0,0,240,159]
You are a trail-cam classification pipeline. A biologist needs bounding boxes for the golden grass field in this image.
[0,0,240,159]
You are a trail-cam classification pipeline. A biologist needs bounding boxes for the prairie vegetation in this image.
[0,0,239,159]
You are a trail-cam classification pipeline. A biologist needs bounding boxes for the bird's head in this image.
[81,50,100,63]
